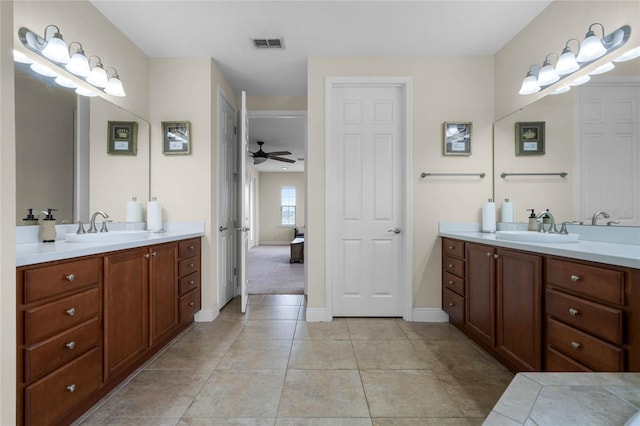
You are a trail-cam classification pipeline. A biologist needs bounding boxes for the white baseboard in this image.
[411,308,449,323]
[305,307,330,322]
[259,241,291,246]
[194,304,219,322]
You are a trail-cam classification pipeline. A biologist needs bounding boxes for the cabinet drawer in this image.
[179,287,201,323]
[178,238,201,259]
[546,289,623,345]
[546,347,593,372]
[443,272,464,296]
[24,287,100,345]
[22,257,100,304]
[24,317,101,383]
[443,256,464,278]
[179,271,200,296]
[443,288,464,324]
[24,347,102,426]
[178,256,200,278]
[547,317,624,371]
[547,258,624,305]
[442,238,464,259]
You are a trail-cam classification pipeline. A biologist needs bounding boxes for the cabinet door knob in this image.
[144,253,150,259]
[448,281,454,286]
[189,302,195,306]
[570,275,581,282]
[447,264,453,269]
[494,254,499,259]
[569,308,579,316]
[152,252,157,257]
[66,308,76,316]
[448,245,454,250]
[571,341,581,350]
[66,384,76,393]
[65,274,75,282]
[448,302,454,307]
[486,252,492,257]
[66,341,76,350]
[189,245,194,250]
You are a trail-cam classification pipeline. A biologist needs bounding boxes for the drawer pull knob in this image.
[447,264,453,269]
[66,384,76,393]
[189,263,195,268]
[570,275,581,282]
[66,341,76,350]
[494,254,499,259]
[189,280,195,285]
[65,274,75,282]
[486,252,492,257]
[144,253,150,259]
[448,281,454,286]
[66,308,76,316]
[152,252,157,257]
[571,341,581,350]
[569,308,579,316]
[189,302,195,306]
[448,302,454,307]
[189,245,195,250]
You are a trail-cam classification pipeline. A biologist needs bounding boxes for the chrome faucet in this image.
[88,211,109,233]
[591,211,611,225]
[536,209,557,233]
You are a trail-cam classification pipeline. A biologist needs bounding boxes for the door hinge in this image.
[234,126,237,135]
[233,267,237,276]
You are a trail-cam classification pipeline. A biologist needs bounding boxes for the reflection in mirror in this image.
[15,63,150,226]
[494,58,640,227]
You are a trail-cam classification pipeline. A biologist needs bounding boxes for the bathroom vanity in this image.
[15,226,203,426]
[439,224,640,374]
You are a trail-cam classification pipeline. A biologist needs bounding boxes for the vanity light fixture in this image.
[65,42,91,77]
[518,23,632,95]
[40,25,71,64]
[551,85,571,95]
[86,56,109,88]
[104,67,126,97]
[17,25,126,98]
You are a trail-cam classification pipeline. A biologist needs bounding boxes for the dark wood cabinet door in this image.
[465,243,496,346]
[149,243,178,346]
[496,248,543,371]
[103,248,149,381]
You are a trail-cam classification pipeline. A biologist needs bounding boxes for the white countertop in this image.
[439,223,640,269]
[16,222,205,267]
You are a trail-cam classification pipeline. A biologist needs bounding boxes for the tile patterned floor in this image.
[77,295,513,425]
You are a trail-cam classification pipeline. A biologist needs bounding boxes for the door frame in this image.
[325,77,413,321]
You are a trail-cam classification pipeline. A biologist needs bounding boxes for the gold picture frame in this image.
[107,121,138,155]
[162,121,191,155]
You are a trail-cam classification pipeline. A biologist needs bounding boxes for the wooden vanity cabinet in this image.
[465,243,496,347]
[442,238,465,325]
[17,237,202,426]
[17,256,103,426]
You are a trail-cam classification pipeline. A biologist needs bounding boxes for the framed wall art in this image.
[107,121,138,155]
[515,121,545,156]
[162,121,191,155]
[443,122,472,156]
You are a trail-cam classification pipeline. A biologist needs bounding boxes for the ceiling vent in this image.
[252,38,285,49]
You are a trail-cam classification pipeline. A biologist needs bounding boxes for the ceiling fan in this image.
[250,141,295,165]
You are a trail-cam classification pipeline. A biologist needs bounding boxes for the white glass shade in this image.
[54,75,77,89]
[576,34,607,63]
[589,61,615,75]
[86,65,108,88]
[614,46,640,62]
[537,63,560,86]
[104,76,126,97]
[569,75,591,86]
[75,87,98,97]
[556,48,580,75]
[41,35,70,64]
[30,62,57,77]
[13,50,33,64]
[253,157,267,165]
[551,86,571,95]
[65,53,91,77]
[519,74,540,95]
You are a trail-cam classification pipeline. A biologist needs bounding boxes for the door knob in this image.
[235,227,250,232]
[219,226,228,232]
[387,227,401,234]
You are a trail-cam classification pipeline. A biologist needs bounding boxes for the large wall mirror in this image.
[494,58,640,227]
[15,63,150,225]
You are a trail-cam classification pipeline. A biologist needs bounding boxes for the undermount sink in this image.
[495,230,579,243]
[64,230,150,243]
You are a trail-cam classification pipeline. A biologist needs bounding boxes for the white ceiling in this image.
[90,0,552,171]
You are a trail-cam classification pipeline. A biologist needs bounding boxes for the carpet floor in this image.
[247,245,304,295]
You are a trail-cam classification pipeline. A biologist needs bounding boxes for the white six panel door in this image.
[330,83,404,317]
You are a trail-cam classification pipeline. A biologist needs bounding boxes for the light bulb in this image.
[569,75,591,86]
[556,47,580,75]
[589,62,614,76]
[41,31,70,64]
[54,75,77,89]
[614,46,640,62]
[104,76,126,97]
[30,62,57,77]
[86,65,108,88]
[13,50,33,64]
[519,74,540,95]
[66,52,91,77]
[577,32,607,62]
[75,87,98,97]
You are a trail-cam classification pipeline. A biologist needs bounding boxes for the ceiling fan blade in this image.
[270,156,296,163]
[266,151,292,156]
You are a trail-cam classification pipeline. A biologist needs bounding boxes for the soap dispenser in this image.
[526,209,538,231]
[22,209,38,226]
[38,209,58,243]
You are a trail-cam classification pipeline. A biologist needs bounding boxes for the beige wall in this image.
[259,172,305,243]
[0,2,16,423]
[495,1,640,119]
[306,56,495,311]
[149,57,236,315]
[247,96,306,110]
